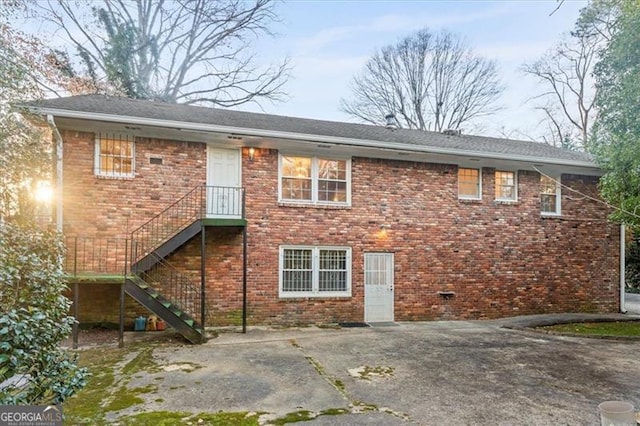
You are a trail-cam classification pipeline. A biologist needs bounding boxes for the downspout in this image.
[620,224,626,313]
[47,115,75,345]
[46,115,63,233]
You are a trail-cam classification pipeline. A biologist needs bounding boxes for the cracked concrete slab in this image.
[112,315,640,425]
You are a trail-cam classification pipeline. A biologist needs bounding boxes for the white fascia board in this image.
[32,107,598,169]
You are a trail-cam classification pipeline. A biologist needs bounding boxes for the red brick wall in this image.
[60,131,619,326]
[237,151,619,324]
[64,282,149,329]
[61,130,206,240]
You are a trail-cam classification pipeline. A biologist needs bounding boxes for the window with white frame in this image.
[495,171,517,201]
[279,155,350,204]
[458,167,481,199]
[540,175,561,215]
[95,135,135,178]
[279,246,351,297]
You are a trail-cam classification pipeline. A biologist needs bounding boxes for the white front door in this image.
[206,147,241,218]
[364,253,394,322]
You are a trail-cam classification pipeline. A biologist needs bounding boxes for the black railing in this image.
[64,236,128,276]
[130,186,202,264]
[64,185,244,333]
[203,186,245,218]
[138,252,201,322]
[130,185,245,263]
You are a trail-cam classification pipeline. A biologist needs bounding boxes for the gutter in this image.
[46,115,63,233]
[29,107,598,170]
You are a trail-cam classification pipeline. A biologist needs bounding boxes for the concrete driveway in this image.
[118,315,640,425]
[626,292,640,314]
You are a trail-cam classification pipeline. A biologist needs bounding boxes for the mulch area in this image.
[60,328,120,349]
[60,327,193,349]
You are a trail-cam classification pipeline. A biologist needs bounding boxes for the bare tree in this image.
[340,29,503,132]
[522,0,621,150]
[522,32,601,149]
[31,0,290,107]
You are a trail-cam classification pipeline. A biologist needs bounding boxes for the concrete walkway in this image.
[112,314,640,425]
[626,292,640,314]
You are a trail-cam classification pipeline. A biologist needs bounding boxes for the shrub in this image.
[0,222,87,404]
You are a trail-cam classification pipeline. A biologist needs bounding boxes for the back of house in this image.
[24,95,621,341]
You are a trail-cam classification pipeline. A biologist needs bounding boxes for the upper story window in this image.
[458,167,481,199]
[95,135,135,178]
[279,155,350,205]
[279,246,352,298]
[540,175,561,215]
[495,171,517,201]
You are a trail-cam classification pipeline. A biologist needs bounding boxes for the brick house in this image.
[25,95,621,343]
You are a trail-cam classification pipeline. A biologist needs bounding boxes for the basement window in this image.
[94,135,135,178]
[279,246,352,298]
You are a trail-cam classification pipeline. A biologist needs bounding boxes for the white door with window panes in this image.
[364,253,394,322]
[206,147,241,218]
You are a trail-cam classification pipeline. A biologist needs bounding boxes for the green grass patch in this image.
[541,321,640,337]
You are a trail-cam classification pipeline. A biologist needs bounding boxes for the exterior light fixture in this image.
[34,180,53,204]
[377,224,390,239]
[248,147,255,161]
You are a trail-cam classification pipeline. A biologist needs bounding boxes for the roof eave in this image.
[29,106,598,170]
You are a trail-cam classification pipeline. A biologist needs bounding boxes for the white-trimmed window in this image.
[279,155,350,205]
[458,167,481,199]
[540,175,561,215]
[279,246,352,297]
[495,171,517,201]
[95,135,135,178]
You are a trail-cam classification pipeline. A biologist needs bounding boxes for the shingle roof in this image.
[25,94,593,165]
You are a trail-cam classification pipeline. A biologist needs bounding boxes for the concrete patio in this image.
[100,314,640,425]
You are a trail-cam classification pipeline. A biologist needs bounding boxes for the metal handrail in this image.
[127,185,245,329]
[64,236,129,276]
[137,252,201,323]
[62,186,245,330]
[130,186,203,263]
[130,185,245,264]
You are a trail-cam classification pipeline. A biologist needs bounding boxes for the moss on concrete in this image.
[63,343,162,423]
[118,411,261,425]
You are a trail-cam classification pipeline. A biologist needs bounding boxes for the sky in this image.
[19,0,589,141]
[238,0,589,140]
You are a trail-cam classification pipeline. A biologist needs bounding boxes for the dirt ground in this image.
[61,328,120,348]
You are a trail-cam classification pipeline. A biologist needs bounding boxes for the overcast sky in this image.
[238,0,588,140]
